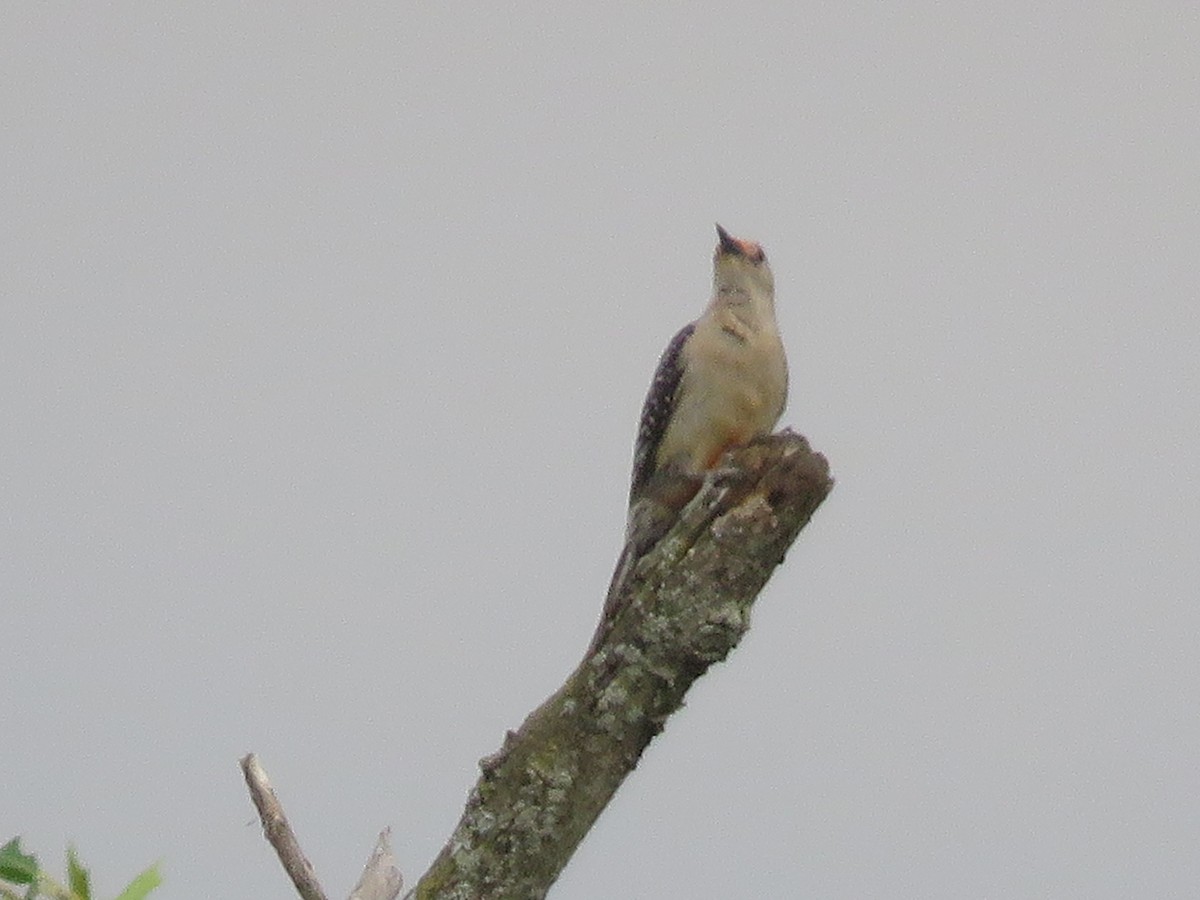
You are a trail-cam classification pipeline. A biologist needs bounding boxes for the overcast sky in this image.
[4,4,1199,898]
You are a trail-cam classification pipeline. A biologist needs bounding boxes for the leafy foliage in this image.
[0,838,160,900]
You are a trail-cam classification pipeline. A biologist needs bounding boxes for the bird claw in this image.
[711,462,752,489]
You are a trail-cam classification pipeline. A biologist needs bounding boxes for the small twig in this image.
[240,753,329,900]
[348,829,403,900]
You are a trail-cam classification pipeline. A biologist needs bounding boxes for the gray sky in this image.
[4,4,1199,898]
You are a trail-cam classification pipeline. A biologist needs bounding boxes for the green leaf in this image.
[65,848,89,900]
[0,838,38,885]
[111,864,160,900]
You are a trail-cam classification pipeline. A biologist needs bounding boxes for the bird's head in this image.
[713,223,774,301]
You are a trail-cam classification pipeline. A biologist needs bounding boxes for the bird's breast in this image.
[656,326,788,474]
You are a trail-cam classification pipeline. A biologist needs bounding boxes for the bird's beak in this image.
[715,223,742,256]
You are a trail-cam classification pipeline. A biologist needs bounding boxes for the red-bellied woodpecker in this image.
[589,224,789,652]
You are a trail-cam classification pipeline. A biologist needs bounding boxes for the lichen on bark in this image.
[410,430,832,900]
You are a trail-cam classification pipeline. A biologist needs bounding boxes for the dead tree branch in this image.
[240,753,329,900]
[410,430,832,899]
[241,756,403,900]
[349,829,404,900]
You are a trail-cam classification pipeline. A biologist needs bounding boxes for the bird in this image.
[588,224,789,653]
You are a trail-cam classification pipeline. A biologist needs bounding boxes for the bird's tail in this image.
[586,540,638,655]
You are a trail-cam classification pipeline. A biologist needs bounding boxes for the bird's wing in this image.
[629,321,695,504]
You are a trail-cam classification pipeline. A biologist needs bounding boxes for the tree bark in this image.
[410,430,832,899]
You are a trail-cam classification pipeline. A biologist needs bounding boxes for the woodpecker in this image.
[589,224,789,652]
